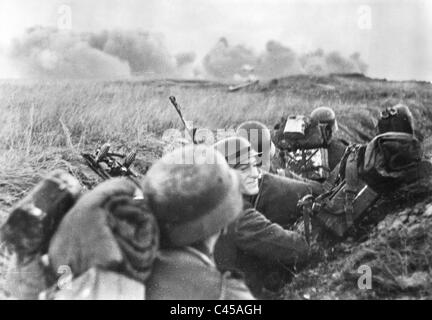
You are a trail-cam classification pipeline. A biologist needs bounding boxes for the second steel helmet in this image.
[213,136,261,168]
[236,120,276,159]
[310,106,338,132]
[377,104,415,135]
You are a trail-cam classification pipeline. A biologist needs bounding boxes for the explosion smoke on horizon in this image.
[3,27,196,79]
[1,27,368,80]
[87,30,178,76]
[8,27,131,79]
[202,37,257,79]
[255,40,304,79]
[203,38,368,81]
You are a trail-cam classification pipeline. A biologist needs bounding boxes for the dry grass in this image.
[1,74,432,299]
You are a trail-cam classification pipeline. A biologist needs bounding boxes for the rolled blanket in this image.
[48,178,159,285]
[105,194,159,282]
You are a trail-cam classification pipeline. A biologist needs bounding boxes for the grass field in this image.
[1,73,432,299]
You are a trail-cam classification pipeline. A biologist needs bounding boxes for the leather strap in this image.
[343,146,360,228]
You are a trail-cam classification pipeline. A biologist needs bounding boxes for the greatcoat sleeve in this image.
[231,206,309,267]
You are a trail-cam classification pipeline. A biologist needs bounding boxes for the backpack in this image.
[359,132,424,192]
[305,144,379,238]
[299,132,428,239]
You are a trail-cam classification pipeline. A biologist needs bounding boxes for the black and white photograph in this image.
[0,0,432,303]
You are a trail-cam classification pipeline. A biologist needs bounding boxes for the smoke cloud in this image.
[2,27,368,80]
[4,27,197,79]
[255,40,303,79]
[175,52,196,67]
[203,38,257,79]
[203,39,368,81]
[9,27,131,79]
[87,30,178,76]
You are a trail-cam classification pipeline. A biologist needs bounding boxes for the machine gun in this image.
[81,96,194,185]
[273,115,332,181]
[2,148,142,264]
[81,143,141,186]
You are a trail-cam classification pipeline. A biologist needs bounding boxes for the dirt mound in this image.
[281,179,432,300]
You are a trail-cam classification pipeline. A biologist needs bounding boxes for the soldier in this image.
[324,103,420,192]
[236,120,324,226]
[0,175,157,300]
[236,120,325,180]
[41,177,159,299]
[143,145,255,300]
[309,106,349,171]
[6,145,253,300]
[296,104,432,240]
[236,120,277,174]
[363,103,432,191]
[237,119,321,181]
[213,136,310,293]
[273,106,349,180]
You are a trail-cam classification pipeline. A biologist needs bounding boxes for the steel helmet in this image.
[236,121,276,159]
[310,106,338,132]
[213,136,261,168]
[377,104,414,135]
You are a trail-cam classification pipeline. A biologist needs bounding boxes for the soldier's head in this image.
[143,145,243,250]
[213,136,261,196]
[236,120,276,173]
[310,106,338,141]
[377,104,415,135]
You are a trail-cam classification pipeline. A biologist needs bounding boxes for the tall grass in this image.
[0,75,431,207]
[2,77,430,149]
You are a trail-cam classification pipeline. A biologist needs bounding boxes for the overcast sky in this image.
[1,0,431,81]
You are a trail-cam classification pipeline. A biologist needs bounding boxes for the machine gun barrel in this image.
[169,96,196,144]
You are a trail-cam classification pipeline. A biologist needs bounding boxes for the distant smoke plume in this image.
[87,30,177,76]
[203,38,257,79]
[175,52,196,67]
[203,39,368,81]
[301,50,368,75]
[5,27,196,79]
[174,52,198,78]
[300,49,326,74]
[349,52,368,74]
[9,27,131,79]
[255,41,303,79]
[3,27,368,80]
[325,51,361,74]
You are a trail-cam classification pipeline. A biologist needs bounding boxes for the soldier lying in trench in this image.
[217,104,432,294]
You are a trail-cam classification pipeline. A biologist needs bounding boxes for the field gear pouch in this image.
[301,145,380,238]
[360,132,423,192]
[303,133,423,238]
